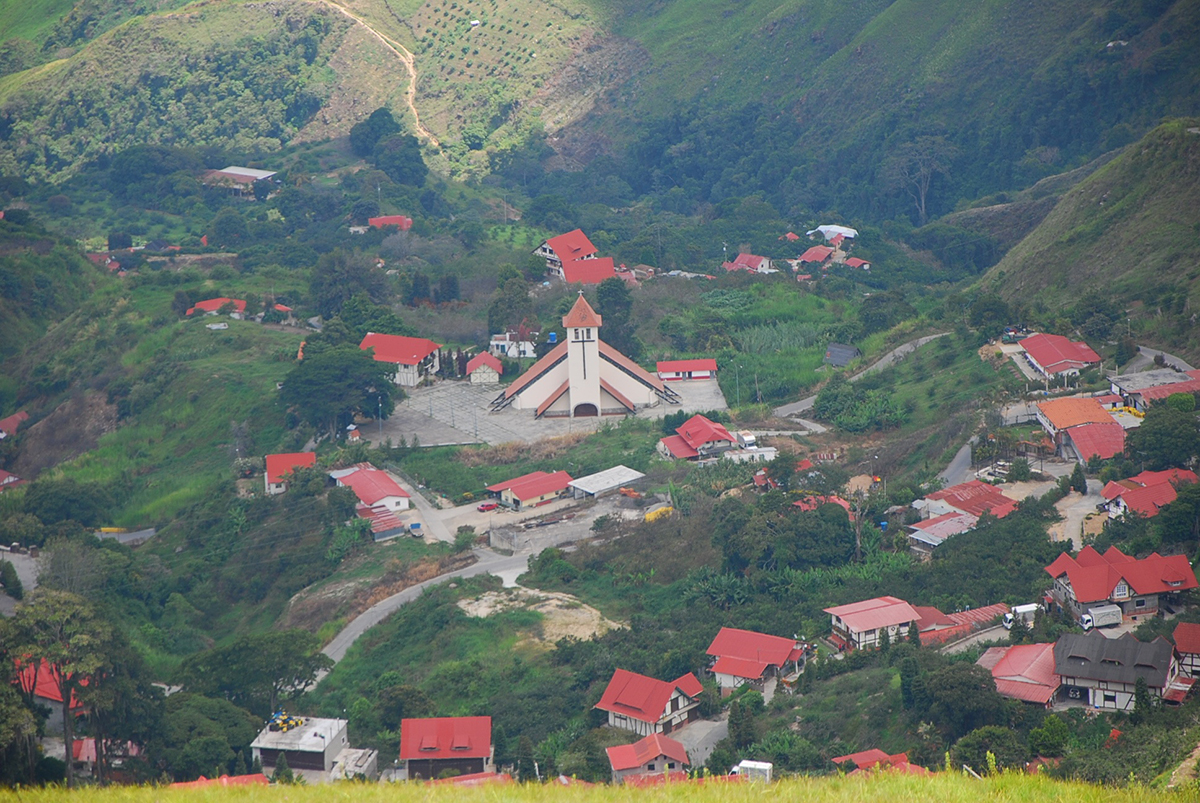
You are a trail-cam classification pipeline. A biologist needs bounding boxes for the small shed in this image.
[567,465,646,499]
[824,343,862,367]
[466,352,503,385]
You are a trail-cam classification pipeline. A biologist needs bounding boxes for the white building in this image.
[359,333,441,387]
[251,716,378,783]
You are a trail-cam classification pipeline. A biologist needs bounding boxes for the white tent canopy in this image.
[805,224,858,240]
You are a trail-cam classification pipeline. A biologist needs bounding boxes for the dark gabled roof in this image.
[824,343,861,367]
[1053,632,1174,688]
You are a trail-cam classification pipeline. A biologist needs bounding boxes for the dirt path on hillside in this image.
[319,0,440,147]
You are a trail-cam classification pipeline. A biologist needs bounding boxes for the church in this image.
[493,294,679,418]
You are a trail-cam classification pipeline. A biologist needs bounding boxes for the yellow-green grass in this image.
[0,772,1182,802]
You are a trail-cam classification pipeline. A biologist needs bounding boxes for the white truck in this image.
[1003,603,1041,630]
[730,760,772,782]
[736,431,757,449]
[1081,604,1123,631]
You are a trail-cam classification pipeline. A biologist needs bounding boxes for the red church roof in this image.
[360,333,441,365]
[562,256,616,285]
[562,294,603,328]
[545,229,597,263]
[607,733,689,772]
[265,452,316,485]
[466,352,503,375]
[595,669,702,724]
[400,716,492,760]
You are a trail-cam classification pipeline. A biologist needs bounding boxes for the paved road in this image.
[675,714,729,768]
[1049,480,1104,550]
[319,548,530,666]
[389,473,454,543]
[940,624,1007,655]
[1126,346,1195,373]
[774,333,947,418]
[937,437,976,486]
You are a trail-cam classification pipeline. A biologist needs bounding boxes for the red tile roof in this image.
[606,733,689,772]
[844,257,870,268]
[977,643,1059,705]
[0,410,29,437]
[368,215,413,230]
[829,234,845,247]
[913,606,955,631]
[1104,468,1197,516]
[15,659,85,708]
[0,468,26,489]
[824,597,921,633]
[1045,546,1198,603]
[1037,397,1112,430]
[1173,622,1200,655]
[783,231,801,241]
[1138,375,1200,401]
[707,627,801,672]
[925,480,1018,518]
[1022,334,1100,374]
[170,774,268,789]
[792,494,851,513]
[265,452,316,485]
[486,470,552,493]
[545,229,598,263]
[659,434,699,459]
[562,256,616,285]
[186,297,246,316]
[466,352,503,375]
[504,470,572,501]
[1066,421,1126,461]
[832,748,891,768]
[338,466,409,505]
[595,669,702,724]
[798,245,834,263]
[724,253,769,272]
[657,358,718,375]
[676,414,734,451]
[400,716,492,760]
[562,294,603,328]
[359,333,441,365]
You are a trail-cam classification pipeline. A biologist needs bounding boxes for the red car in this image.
[477,501,499,512]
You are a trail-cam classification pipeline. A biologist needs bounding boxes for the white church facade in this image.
[493,294,678,418]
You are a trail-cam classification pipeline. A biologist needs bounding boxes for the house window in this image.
[1115,582,1128,597]
[1103,693,1117,704]
[1135,599,1146,608]
[647,764,655,771]
[667,762,676,769]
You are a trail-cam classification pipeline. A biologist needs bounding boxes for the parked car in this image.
[477,501,499,512]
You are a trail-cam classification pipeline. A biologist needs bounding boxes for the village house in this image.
[705,627,805,692]
[465,352,503,385]
[251,714,377,783]
[791,494,851,514]
[906,511,979,555]
[0,410,29,439]
[489,331,538,360]
[798,246,835,268]
[844,257,871,270]
[721,253,773,274]
[823,343,861,367]
[0,468,26,491]
[1054,632,1192,710]
[657,414,736,460]
[494,295,676,418]
[606,734,689,784]
[330,463,410,537]
[1111,368,1200,412]
[1102,468,1198,519]
[399,716,493,781]
[484,470,573,510]
[1173,622,1200,678]
[976,643,1060,706]
[264,452,316,495]
[1035,397,1124,459]
[1020,333,1101,378]
[832,749,930,776]
[913,603,1008,647]
[359,332,442,387]
[1063,420,1127,462]
[368,215,413,231]
[186,297,247,319]
[562,256,617,285]
[656,358,718,381]
[200,166,277,198]
[912,479,1018,520]
[595,669,704,736]
[824,596,920,651]
[1044,545,1198,622]
[16,659,85,735]
[534,229,598,273]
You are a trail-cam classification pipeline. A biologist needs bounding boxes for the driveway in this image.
[674,714,729,769]
[1047,480,1104,550]
[937,437,976,486]
[1125,346,1195,373]
[940,625,1007,655]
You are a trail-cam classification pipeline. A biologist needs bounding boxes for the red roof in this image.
[337,466,409,505]
[562,256,616,285]
[1138,375,1200,402]
[783,231,801,241]
[1173,622,1200,655]
[1037,397,1112,431]
[724,253,769,272]
[15,660,85,708]
[360,333,441,365]
[1045,545,1198,603]
[832,748,892,768]
[829,233,845,247]
[486,471,551,493]
[824,597,921,633]
[1066,421,1126,461]
[595,670,702,724]
[427,772,512,787]
[845,257,870,268]
[798,245,834,263]
[792,494,851,513]
[368,215,413,230]
[1105,468,1197,516]
[545,229,597,263]
[265,452,316,485]
[849,760,930,777]
[186,297,246,316]
[913,606,955,631]
[0,410,28,437]
[977,643,1059,705]
[562,293,603,328]
[1022,334,1100,374]
[503,470,572,501]
[0,468,26,489]
[606,733,689,771]
[659,434,699,459]
[400,717,492,760]
[675,414,734,451]
[622,771,691,786]
[466,352,503,375]
[657,358,718,375]
[170,774,267,789]
[925,480,1018,518]
[707,627,800,668]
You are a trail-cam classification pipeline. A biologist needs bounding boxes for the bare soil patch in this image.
[457,431,590,467]
[12,392,118,478]
[456,587,621,643]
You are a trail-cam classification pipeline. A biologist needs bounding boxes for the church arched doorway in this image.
[573,403,598,417]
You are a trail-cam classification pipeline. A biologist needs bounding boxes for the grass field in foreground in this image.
[0,773,1179,803]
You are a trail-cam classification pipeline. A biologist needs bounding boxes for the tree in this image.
[899,657,919,708]
[7,590,114,787]
[372,134,428,186]
[309,249,389,319]
[178,630,333,717]
[1126,405,1200,470]
[272,751,294,784]
[171,290,193,316]
[1071,462,1087,494]
[1028,714,1068,757]
[145,694,259,782]
[920,663,1004,740]
[107,231,132,250]
[595,278,639,358]
[883,136,959,225]
[281,347,397,439]
[1167,392,1196,413]
[951,726,1027,773]
[0,560,22,599]
[208,208,248,248]
[349,108,402,157]
[1132,676,1153,724]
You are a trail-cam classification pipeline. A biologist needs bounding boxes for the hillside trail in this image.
[319,0,441,147]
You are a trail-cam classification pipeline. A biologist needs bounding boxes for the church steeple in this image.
[564,292,601,416]
[562,291,602,328]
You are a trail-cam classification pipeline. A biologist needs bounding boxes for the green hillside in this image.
[979,118,1200,356]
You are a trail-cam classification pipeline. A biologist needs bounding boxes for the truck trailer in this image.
[1003,603,1041,630]
[1081,604,1123,631]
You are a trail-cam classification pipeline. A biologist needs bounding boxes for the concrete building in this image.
[251,715,377,783]
[824,596,920,651]
[567,465,646,499]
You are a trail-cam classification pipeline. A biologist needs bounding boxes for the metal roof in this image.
[568,465,646,495]
[1054,632,1174,687]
